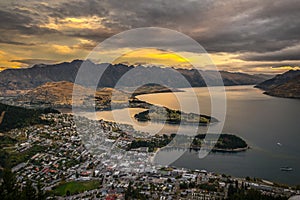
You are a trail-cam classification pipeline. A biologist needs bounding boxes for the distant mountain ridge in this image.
[0,60,271,95]
[256,70,300,99]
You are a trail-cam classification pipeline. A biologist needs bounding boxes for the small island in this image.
[134,106,217,125]
[127,133,249,153]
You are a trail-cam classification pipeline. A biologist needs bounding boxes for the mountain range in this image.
[0,60,272,96]
[256,70,300,99]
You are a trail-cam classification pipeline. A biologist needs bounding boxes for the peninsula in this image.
[128,133,249,153]
[134,106,217,125]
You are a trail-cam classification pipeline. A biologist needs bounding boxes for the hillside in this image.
[0,60,270,96]
[16,81,129,109]
[256,70,300,99]
[264,75,300,98]
[256,70,300,90]
[0,103,59,132]
[17,81,94,107]
[13,82,186,111]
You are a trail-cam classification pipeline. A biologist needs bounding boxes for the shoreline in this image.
[153,145,250,153]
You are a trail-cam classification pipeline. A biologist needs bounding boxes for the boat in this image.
[280,167,293,171]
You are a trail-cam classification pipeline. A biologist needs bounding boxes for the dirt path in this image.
[0,111,6,125]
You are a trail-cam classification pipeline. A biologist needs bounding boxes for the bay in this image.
[78,85,300,185]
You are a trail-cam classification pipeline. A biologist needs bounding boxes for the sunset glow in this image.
[0,0,299,74]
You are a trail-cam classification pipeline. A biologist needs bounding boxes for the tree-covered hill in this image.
[0,103,59,132]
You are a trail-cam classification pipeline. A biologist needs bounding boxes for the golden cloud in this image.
[40,16,105,31]
[112,48,193,68]
[271,66,300,71]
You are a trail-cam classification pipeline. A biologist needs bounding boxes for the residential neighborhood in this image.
[4,113,298,199]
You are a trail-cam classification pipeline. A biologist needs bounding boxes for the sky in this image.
[0,0,300,74]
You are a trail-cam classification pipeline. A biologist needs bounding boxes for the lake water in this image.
[78,85,300,185]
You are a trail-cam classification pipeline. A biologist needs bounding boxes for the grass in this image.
[0,135,17,148]
[52,180,101,196]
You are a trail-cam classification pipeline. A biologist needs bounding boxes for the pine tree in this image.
[22,180,36,200]
[1,168,19,200]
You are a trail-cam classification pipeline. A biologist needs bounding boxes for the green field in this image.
[52,180,101,196]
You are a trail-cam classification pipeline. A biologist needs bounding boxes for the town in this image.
[2,113,298,199]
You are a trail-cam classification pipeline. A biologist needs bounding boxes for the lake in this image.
[78,85,300,185]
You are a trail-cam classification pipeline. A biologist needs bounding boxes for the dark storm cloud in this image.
[241,45,300,61]
[0,9,57,35]
[0,8,60,45]
[41,0,300,54]
[1,0,300,62]
[244,62,300,68]
[42,0,109,19]
[67,29,115,43]
[0,38,31,46]
[0,9,33,30]
[191,0,300,53]
[91,28,209,53]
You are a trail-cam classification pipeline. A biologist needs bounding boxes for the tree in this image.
[125,182,133,200]
[37,181,45,200]
[0,168,19,200]
[227,184,236,197]
[66,190,71,196]
[235,180,239,189]
[22,180,36,200]
[0,167,46,200]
